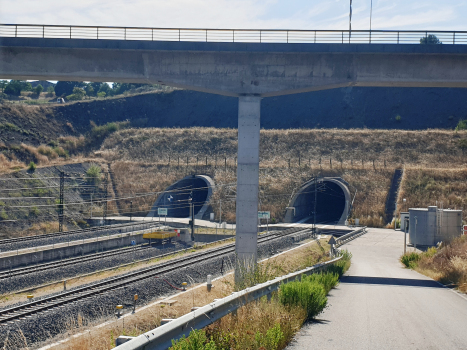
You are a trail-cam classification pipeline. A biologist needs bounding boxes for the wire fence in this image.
[1,24,467,45]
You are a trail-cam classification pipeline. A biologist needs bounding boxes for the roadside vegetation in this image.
[170,251,351,350]
[401,236,467,293]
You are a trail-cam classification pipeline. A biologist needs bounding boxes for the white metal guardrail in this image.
[335,227,367,247]
[1,24,467,45]
[116,255,343,350]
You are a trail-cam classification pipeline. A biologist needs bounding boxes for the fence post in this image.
[206,156,208,166]
[330,158,332,169]
[225,157,227,170]
[373,159,376,171]
[288,159,290,169]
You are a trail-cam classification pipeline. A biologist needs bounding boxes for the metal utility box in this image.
[409,206,462,246]
[400,212,409,231]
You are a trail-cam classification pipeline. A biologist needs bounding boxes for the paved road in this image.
[287,228,467,350]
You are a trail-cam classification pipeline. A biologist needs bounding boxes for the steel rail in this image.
[0,227,308,324]
[1,24,467,45]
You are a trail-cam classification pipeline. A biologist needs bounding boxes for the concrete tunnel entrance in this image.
[284,177,351,225]
[148,175,214,220]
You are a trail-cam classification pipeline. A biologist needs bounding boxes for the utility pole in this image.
[219,199,222,224]
[370,0,373,31]
[130,201,133,222]
[189,191,195,241]
[90,193,93,219]
[314,175,318,237]
[59,171,64,232]
[349,0,353,42]
[103,172,108,226]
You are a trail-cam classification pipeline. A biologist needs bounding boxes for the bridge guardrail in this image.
[1,24,467,45]
[335,227,367,247]
[116,255,343,350]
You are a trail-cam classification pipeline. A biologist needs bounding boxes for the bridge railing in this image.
[1,24,467,44]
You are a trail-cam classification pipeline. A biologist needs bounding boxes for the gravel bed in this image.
[0,233,309,349]
[0,223,150,254]
[0,241,191,295]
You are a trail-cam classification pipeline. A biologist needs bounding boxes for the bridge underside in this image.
[2,38,467,97]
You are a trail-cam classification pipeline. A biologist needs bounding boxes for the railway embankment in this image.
[0,228,314,349]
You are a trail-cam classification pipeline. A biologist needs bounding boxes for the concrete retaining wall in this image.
[0,233,146,270]
[194,233,234,243]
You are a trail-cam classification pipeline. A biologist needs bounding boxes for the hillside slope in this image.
[1,87,466,137]
[50,87,467,130]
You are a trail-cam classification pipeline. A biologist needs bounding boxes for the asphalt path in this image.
[286,228,467,350]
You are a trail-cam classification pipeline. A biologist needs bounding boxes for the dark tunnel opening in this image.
[154,177,210,218]
[291,180,347,224]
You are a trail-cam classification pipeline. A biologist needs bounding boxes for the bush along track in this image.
[170,250,352,350]
[400,235,467,293]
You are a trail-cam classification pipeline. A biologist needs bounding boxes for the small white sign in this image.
[158,208,168,216]
[258,211,270,219]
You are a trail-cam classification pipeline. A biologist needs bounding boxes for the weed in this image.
[28,161,36,172]
[401,252,421,268]
[279,277,328,319]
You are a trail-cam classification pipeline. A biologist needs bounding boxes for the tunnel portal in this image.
[148,175,214,219]
[284,177,350,225]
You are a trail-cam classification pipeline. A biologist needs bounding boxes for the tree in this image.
[47,86,55,96]
[19,81,32,91]
[85,84,94,97]
[55,81,85,97]
[34,84,43,95]
[420,34,441,45]
[4,80,22,96]
[98,83,112,96]
[0,80,7,94]
[67,86,86,100]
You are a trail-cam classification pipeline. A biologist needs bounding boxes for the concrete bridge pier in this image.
[235,95,261,280]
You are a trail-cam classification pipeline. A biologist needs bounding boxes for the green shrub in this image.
[0,209,8,220]
[303,272,339,294]
[170,329,217,350]
[28,162,37,172]
[395,115,402,122]
[86,164,102,186]
[459,139,467,150]
[279,278,327,319]
[401,252,420,268]
[455,119,467,131]
[326,250,352,277]
[254,323,284,350]
[53,146,69,158]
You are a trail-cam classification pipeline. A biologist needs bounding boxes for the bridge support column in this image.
[235,95,261,281]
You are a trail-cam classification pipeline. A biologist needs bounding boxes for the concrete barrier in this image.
[0,233,146,270]
[194,233,234,243]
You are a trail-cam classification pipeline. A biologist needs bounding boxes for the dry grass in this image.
[417,236,467,292]
[41,238,329,350]
[97,127,467,227]
[397,167,467,221]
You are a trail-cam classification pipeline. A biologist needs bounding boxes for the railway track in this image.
[0,243,156,280]
[0,227,311,324]
[0,221,152,247]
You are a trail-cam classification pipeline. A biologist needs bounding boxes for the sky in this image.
[1,0,467,31]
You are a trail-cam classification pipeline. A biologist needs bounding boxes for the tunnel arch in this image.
[148,175,214,220]
[284,177,351,225]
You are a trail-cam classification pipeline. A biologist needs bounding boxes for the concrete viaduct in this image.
[2,28,467,275]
